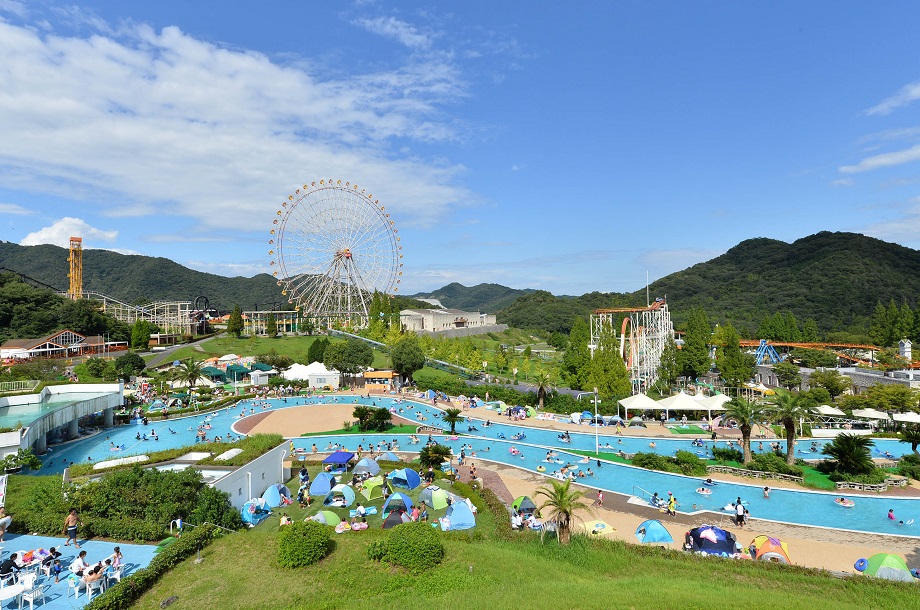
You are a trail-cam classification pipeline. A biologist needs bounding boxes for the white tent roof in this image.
[657,392,710,411]
[892,412,920,423]
[617,393,659,410]
[218,354,240,362]
[282,361,339,380]
[851,408,891,421]
[816,405,845,417]
[304,361,336,375]
[696,394,731,410]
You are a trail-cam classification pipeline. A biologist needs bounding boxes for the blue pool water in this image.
[38,395,920,537]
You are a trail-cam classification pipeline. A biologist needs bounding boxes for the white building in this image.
[399,308,498,333]
[282,361,341,390]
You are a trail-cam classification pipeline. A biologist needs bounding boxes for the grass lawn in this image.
[132,465,919,610]
[666,424,708,435]
[157,334,392,369]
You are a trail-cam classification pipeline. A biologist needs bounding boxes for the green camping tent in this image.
[361,476,385,501]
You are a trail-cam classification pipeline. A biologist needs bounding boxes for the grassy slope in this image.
[132,479,917,610]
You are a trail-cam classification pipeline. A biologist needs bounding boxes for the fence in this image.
[0,380,39,394]
[706,465,804,484]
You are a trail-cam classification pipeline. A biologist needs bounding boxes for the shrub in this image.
[85,524,219,610]
[366,539,387,561]
[746,452,804,477]
[711,447,743,463]
[278,521,331,568]
[672,451,708,476]
[382,522,444,573]
[632,451,707,477]
[898,453,920,480]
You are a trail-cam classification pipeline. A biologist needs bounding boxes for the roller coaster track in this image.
[738,340,878,350]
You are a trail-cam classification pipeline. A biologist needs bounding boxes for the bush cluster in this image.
[410,374,579,414]
[745,452,804,477]
[711,447,743,463]
[10,466,241,541]
[84,524,220,610]
[632,451,707,476]
[278,521,332,568]
[898,453,920,480]
[367,522,445,573]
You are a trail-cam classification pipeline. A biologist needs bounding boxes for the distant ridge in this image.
[410,282,533,313]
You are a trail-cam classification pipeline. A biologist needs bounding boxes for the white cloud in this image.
[0,203,34,215]
[183,259,268,278]
[637,248,723,282]
[0,0,27,18]
[860,197,920,243]
[867,81,920,116]
[353,16,433,50]
[830,178,854,187]
[20,217,118,247]
[839,144,920,174]
[511,164,526,171]
[0,19,472,234]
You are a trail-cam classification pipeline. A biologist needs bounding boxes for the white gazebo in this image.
[617,393,659,419]
[851,408,891,421]
[657,391,728,422]
[282,361,341,389]
[892,412,920,424]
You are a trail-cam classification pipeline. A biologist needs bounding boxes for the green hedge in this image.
[711,447,743,463]
[84,524,220,610]
[380,522,444,573]
[632,451,707,477]
[746,452,804,477]
[278,521,332,568]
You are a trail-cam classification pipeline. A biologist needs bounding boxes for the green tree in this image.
[534,372,554,410]
[130,320,154,350]
[807,369,851,399]
[495,347,509,374]
[724,397,766,464]
[265,313,278,338]
[548,332,568,350]
[227,305,244,338]
[85,357,107,378]
[176,359,205,392]
[256,349,294,371]
[323,338,373,381]
[802,318,821,343]
[307,337,330,364]
[442,407,464,434]
[114,352,146,380]
[391,336,426,382]
[772,361,802,390]
[679,307,711,379]
[370,407,392,431]
[766,389,818,465]
[822,433,876,476]
[535,479,593,545]
[715,324,753,390]
[561,316,591,390]
[352,406,372,431]
[419,444,452,469]
[657,338,681,390]
[587,331,631,401]
[898,425,920,455]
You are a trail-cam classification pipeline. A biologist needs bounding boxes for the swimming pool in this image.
[36,394,920,537]
[0,389,121,429]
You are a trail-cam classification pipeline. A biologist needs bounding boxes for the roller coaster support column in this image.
[67,418,79,440]
[103,407,114,429]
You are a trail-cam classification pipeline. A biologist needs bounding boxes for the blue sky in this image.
[2,1,920,298]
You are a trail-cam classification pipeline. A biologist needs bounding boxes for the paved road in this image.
[144,333,223,367]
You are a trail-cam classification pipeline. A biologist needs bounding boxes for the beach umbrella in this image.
[635,519,673,544]
[862,553,914,582]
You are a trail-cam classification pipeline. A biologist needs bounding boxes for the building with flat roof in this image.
[399,308,502,336]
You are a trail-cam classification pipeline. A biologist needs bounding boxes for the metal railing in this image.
[0,380,39,393]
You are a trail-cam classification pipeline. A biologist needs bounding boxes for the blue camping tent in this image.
[379,451,401,462]
[687,525,738,556]
[441,501,476,531]
[261,483,292,508]
[353,457,381,476]
[381,492,413,516]
[309,472,337,496]
[635,519,674,544]
[388,468,421,490]
[323,484,357,507]
[241,498,271,526]
[323,451,355,473]
[425,389,437,399]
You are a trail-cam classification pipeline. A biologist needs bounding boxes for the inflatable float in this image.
[834,498,855,508]
[695,487,712,496]
[536,465,546,473]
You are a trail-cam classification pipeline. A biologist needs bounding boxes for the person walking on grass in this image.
[63,508,82,548]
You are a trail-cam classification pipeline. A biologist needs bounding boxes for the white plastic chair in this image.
[108,566,123,584]
[66,578,82,599]
[86,579,103,600]
[16,573,36,590]
[19,584,45,610]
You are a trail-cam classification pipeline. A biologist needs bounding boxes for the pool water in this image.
[0,391,118,429]
[37,395,920,538]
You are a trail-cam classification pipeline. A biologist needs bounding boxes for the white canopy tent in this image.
[617,393,659,419]
[892,412,920,424]
[657,392,728,422]
[851,408,891,421]
[282,361,341,389]
[697,394,732,410]
[816,405,845,417]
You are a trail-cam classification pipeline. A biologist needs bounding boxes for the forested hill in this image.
[411,282,533,312]
[0,241,284,311]
[644,231,920,334]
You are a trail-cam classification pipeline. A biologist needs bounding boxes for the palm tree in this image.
[899,425,920,455]
[534,372,553,410]
[535,479,593,545]
[419,444,452,469]
[176,359,205,393]
[822,433,876,475]
[723,397,766,464]
[352,405,372,431]
[442,407,464,434]
[766,389,817,465]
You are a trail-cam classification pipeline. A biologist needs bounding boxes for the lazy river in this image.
[36,395,920,538]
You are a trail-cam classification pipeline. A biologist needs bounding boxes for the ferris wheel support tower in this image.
[590,299,674,394]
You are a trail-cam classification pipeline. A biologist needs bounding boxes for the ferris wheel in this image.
[269,179,402,325]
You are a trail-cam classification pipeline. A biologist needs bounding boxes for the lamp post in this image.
[594,386,599,456]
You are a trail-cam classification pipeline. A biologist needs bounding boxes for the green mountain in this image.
[475,232,920,337]
[0,242,283,311]
[411,282,533,313]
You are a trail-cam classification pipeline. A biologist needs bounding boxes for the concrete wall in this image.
[212,441,289,509]
[20,385,123,450]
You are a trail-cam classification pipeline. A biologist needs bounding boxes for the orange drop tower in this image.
[67,236,83,299]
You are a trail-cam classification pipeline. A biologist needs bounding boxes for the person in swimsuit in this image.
[63,508,82,548]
